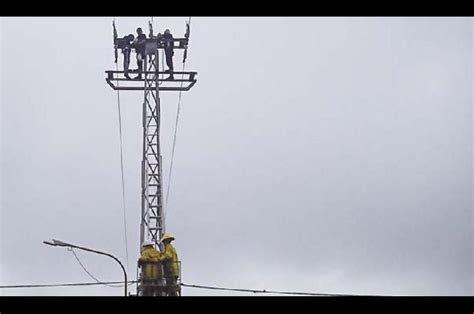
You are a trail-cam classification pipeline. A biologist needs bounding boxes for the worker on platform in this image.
[138,241,161,296]
[121,34,134,79]
[133,27,147,80]
[162,29,174,80]
[158,233,180,296]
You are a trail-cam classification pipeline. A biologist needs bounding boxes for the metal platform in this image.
[105,70,197,92]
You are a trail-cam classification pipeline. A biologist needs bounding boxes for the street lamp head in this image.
[44,239,71,247]
[52,239,70,247]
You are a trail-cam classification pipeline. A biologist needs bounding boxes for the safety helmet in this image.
[142,241,154,248]
[164,29,170,34]
[160,233,175,242]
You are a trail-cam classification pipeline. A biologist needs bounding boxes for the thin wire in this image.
[0,281,138,289]
[0,281,385,296]
[180,283,383,297]
[115,61,130,272]
[70,248,132,288]
[164,62,186,214]
[164,16,192,216]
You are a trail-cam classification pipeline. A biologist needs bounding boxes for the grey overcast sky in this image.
[0,17,472,296]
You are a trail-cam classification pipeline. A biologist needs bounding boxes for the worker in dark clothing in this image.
[133,27,147,80]
[162,29,174,80]
[120,34,134,79]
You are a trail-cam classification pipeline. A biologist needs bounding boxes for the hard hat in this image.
[160,233,175,242]
[142,241,154,247]
[164,29,170,34]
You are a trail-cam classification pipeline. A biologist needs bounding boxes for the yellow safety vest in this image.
[159,243,179,278]
[139,246,162,280]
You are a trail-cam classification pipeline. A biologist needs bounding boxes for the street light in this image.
[44,239,128,296]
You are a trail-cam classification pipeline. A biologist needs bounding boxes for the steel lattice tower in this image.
[106,27,197,296]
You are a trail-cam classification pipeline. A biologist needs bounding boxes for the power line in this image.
[71,248,111,286]
[164,61,186,214]
[0,280,383,296]
[164,16,192,216]
[70,248,133,288]
[0,281,138,289]
[115,61,130,272]
[180,283,381,297]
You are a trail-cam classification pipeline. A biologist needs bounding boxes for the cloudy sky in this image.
[0,17,472,296]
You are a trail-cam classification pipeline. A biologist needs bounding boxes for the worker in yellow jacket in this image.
[158,234,180,296]
[138,241,161,296]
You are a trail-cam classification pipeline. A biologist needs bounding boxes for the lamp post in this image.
[44,239,128,296]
